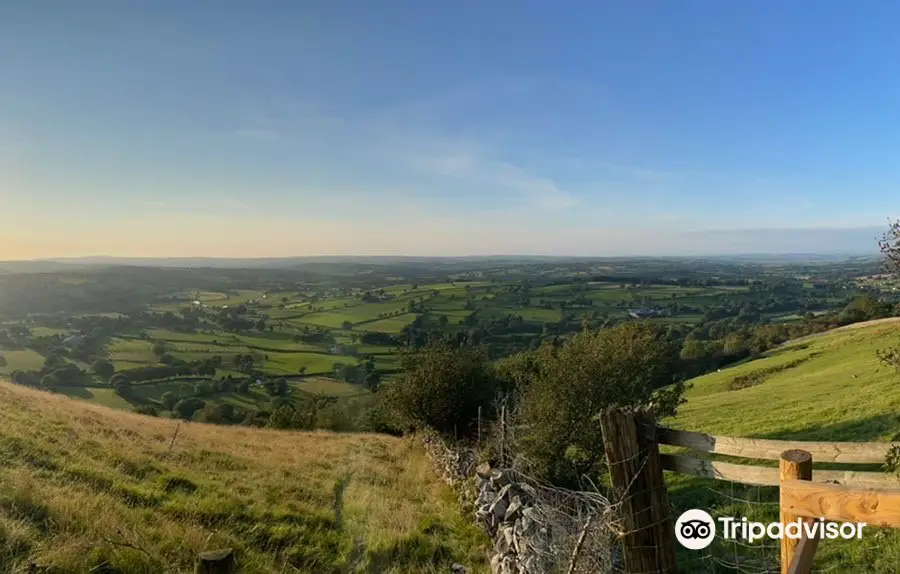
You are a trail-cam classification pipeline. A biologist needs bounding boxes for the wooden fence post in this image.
[195,548,236,574]
[600,409,678,574]
[780,449,812,574]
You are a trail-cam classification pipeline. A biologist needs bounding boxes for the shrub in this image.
[134,404,159,416]
[91,359,115,380]
[384,341,499,439]
[173,397,205,420]
[515,322,683,487]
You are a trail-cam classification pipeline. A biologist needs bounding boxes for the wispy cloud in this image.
[400,144,578,209]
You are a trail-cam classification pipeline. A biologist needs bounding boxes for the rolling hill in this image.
[0,382,488,573]
[667,319,900,572]
[671,318,900,440]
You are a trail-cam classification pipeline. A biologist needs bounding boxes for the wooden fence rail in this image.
[601,410,900,574]
[660,453,900,489]
[656,426,898,464]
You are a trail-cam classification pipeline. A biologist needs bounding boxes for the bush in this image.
[515,322,683,487]
[134,404,159,416]
[173,397,205,420]
[384,341,499,439]
[160,391,178,411]
[91,359,115,380]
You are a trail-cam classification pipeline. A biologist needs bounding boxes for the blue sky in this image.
[2,1,899,258]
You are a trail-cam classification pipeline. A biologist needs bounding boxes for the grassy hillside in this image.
[667,319,900,572]
[0,382,488,573]
[671,318,900,440]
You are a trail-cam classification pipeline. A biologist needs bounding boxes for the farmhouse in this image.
[61,334,85,348]
[628,308,666,319]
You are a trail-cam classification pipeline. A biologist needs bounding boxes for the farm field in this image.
[0,349,47,374]
[0,264,880,440]
[667,320,900,572]
[0,382,488,572]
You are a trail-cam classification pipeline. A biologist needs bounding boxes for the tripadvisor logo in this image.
[675,509,716,550]
[675,509,867,550]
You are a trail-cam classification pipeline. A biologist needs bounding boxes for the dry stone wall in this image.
[423,434,616,574]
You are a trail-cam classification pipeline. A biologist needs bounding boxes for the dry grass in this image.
[0,382,488,573]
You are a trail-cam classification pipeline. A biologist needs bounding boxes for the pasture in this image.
[0,382,488,572]
[667,320,900,572]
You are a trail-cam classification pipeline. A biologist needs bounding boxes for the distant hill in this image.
[0,250,881,271]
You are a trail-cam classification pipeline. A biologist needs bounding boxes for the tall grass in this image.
[0,382,488,573]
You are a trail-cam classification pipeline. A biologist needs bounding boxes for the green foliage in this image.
[515,322,682,487]
[133,404,159,416]
[91,359,115,380]
[160,391,178,411]
[173,397,205,420]
[384,341,499,438]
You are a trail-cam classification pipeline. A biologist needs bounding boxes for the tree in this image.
[0,354,6,368]
[43,352,66,371]
[160,391,179,411]
[384,341,499,438]
[364,370,382,392]
[877,221,900,371]
[516,322,683,487]
[91,359,115,380]
[255,318,267,331]
[880,219,900,272]
[152,341,168,358]
[41,373,61,388]
[341,321,353,330]
[113,378,132,396]
[264,378,289,397]
[134,404,159,417]
[173,397,205,420]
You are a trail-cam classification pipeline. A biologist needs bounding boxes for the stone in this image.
[504,495,523,522]
[495,484,514,504]
[490,553,502,574]
[476,461,493,478]
[495,532,510,555]
[489,494,509,521]
[490,469,512,489]
[451,563,468,574]
[516,514,535,537]
[500,554,517,574]
[520,483,537,501]
[503,525,515,548]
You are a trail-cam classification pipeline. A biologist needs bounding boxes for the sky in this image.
[2,1,900,259]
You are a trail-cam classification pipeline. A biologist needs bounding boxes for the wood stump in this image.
[195,548,237,574]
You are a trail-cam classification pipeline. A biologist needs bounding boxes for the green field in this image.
[362,314,418,334]
[0,349,47,374]
[668,319,900,572]
[671,319,900,438]
[294,377,370,397]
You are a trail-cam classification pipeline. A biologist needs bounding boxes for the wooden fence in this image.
[600,409,900,574]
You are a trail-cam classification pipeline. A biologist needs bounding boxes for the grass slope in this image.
[0,382,487,573]
[671,319,900,440]
[668,320,900,572]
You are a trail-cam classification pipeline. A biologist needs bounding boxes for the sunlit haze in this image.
[3,2,900,259]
